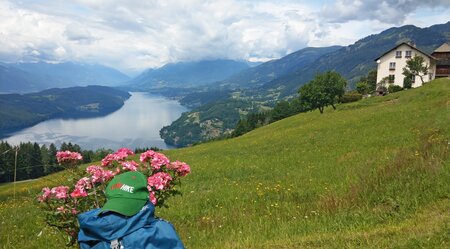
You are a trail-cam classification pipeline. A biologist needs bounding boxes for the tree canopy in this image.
[298,71,347,114]
[403,55,429,84]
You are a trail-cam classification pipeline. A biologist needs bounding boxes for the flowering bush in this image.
[37,148,190,246]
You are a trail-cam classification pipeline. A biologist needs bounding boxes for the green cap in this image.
[100,171,148,216]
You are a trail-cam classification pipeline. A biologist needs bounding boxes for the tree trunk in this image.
[331,103,336,110]
[418,74,424,84]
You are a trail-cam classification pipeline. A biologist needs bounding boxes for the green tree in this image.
[403,74,413,89]
[366,69,377,92]
[298,71,347,114]
[403,55,429,84]
[40,145,51,175]
[48,143,58,173]
[356,82,370,95]
[270,101,292,122]
[30,143,43,179]
[0,141,14,183]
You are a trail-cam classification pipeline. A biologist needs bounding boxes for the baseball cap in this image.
[100,171,149,216]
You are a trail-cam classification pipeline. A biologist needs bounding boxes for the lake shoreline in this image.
[2,92,188,150]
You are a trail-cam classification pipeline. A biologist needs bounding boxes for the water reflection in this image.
[4,92,188,150]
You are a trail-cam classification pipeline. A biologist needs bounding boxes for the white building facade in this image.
[375,43,436,88]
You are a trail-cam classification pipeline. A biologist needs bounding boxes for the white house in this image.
[375,42,436,88]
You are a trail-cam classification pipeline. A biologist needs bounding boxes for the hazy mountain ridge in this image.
[218,46,343,88]
[0,62,130,93]
[129,59,251,89]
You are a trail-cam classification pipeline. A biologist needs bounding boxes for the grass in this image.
[1,78,449,248]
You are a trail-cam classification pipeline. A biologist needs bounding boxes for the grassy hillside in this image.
[1,78,449,248]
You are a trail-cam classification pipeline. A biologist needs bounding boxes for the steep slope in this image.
[0,62,130,93]
[264,22,450,96]
[129,59,251,89]
[161,22,450,145]
[1,78,448,248]
[219,46,342,88]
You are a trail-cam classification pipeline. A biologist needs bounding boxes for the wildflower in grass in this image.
[121,160,139,171]
[147,172,172,190]
[56,151,82,164]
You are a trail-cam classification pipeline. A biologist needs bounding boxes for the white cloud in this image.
[0,0,448,74]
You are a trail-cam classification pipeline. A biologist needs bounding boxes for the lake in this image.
[3,92,188,150]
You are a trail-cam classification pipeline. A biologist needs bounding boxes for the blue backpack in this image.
[78,202,185,249]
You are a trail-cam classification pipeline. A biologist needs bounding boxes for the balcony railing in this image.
[436,68,450,75]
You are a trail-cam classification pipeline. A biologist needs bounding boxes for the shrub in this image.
[388,84,403,93]
[339,91,363,103]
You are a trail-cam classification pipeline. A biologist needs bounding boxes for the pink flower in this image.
[177,163,191,177]
[149,191,157,205]
[71,208,78,215]
[75,177,92,191]
[56,151,82,164]
[37,187,52,202]
[51,186,70,199]
[150,153,170,170]
[117,148,134,156]
[121,160,139,171]
[86,165,115,183]
[70,188,87,198]
[169,161,191,177]
[147,172,172,191]
[101,153,117,167]
[101,148,134,167]
[140,150,156,163]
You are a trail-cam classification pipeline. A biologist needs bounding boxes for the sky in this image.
[0,0,449,75]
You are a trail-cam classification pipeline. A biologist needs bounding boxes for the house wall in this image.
[376,44,435,88]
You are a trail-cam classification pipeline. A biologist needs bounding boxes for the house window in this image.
[389,75,395,83]
[411,75,415,84]
[389,62,396,70]
[396,51,402,58]
[405,51,412,58]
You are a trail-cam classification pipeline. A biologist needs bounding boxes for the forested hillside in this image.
[0,86,130,136]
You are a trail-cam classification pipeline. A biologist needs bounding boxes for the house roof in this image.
[374,42,434,61]
[433,43,450,53]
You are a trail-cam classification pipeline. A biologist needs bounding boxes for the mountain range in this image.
[0,62,130,93]
[128,59,252,90]
[159,21,450,146]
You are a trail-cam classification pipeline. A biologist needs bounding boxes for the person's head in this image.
[100,171,149,216]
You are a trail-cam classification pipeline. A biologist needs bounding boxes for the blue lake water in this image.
[3,92,188,150]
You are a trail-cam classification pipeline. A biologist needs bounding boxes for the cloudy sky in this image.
[0,0,449,75]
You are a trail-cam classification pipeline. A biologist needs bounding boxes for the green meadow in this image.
[1,78,449,248]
